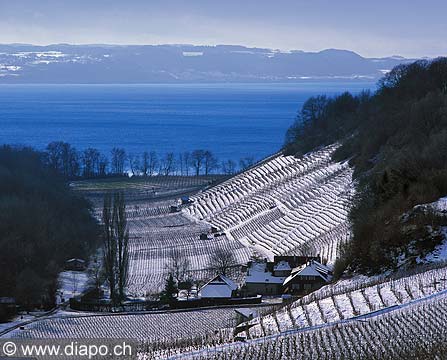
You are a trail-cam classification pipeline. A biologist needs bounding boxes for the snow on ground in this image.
[418,227,447,263]
[0,314,34,333]
[57,271,89,303]
[246,264,447,338]
[4,308,237,341]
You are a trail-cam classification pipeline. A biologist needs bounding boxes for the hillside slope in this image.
[285,58,447,273]
[0,44,413,83]
[185,145,354,264]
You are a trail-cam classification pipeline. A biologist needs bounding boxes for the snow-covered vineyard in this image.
[133,264,447,359]
[7,265,447,360]
[4,146,447,360]
[186,145,354,264]
[126,215,250,295]
[7,308,236,342]
[82,145,354,296]
[245,263,447,337]
[183,289,447,360]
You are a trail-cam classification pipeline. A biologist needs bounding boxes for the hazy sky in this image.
[1,0,446,58]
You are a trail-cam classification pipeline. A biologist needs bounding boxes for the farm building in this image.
[273,260,292,277]
[273,255,321,270]
[283,260,332,295]
[64,258,86,271]
[234,308,258,323]
[244,262,285,296]
[244,256,322,296]
[199,275,238,299]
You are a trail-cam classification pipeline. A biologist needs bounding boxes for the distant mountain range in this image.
[0,44,416,83]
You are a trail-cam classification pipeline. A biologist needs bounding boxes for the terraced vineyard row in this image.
[126,212,251,296]
[185,145,353,264]
[245,263,447,337]
[9,308,237,342]
[183,292,447,360]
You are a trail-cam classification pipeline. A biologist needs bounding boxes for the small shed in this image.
[199,233,212,240]
[64,258,87,271]
[234,308,258,322]
[199,275,238,299]
[181,196,191,205]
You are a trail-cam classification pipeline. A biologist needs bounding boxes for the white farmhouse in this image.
[199,274,238,299]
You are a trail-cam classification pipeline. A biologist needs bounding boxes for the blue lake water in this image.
[0,82,375,163]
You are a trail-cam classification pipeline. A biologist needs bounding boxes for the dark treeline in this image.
[44,142,257,179]
[285,58,447,274]
[0,145,100,315]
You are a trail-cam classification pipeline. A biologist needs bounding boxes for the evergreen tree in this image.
[160,274,178,305]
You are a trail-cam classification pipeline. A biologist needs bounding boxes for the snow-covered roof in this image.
[273,260,291,271]
[283,261,332,286]
[203,274,237,290]
[234,308,258,319]
[246,262,285,284]
[66,258,85,263]
[199,274,238,298]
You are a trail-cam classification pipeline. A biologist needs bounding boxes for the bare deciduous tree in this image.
[183,151,191,176]
[221,159,237,175]
[111,148,126,175]
[82,148,100,177]
[165,249,191,286]
[191,149,206,176]
[178,153,184,175]
[163,152,175,176]
[102,193,129,304]
[141,151,150,176]
[98,154,109,176]
[208,247,237,276]
[204,150,219,175]
[128,154,140,176]
[239,156,255,171]
[88,258,103,293]
[148,151,158,176]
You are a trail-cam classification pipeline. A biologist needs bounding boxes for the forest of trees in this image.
[0,146,100,314]
[44,142,256,179]
[285,58,447,273]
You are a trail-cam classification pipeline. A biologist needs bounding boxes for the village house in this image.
[198,274,238,299]
[64,258,86,271]
[283,260,332,295]
[243,256,327,296]
[244,261,285,296]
